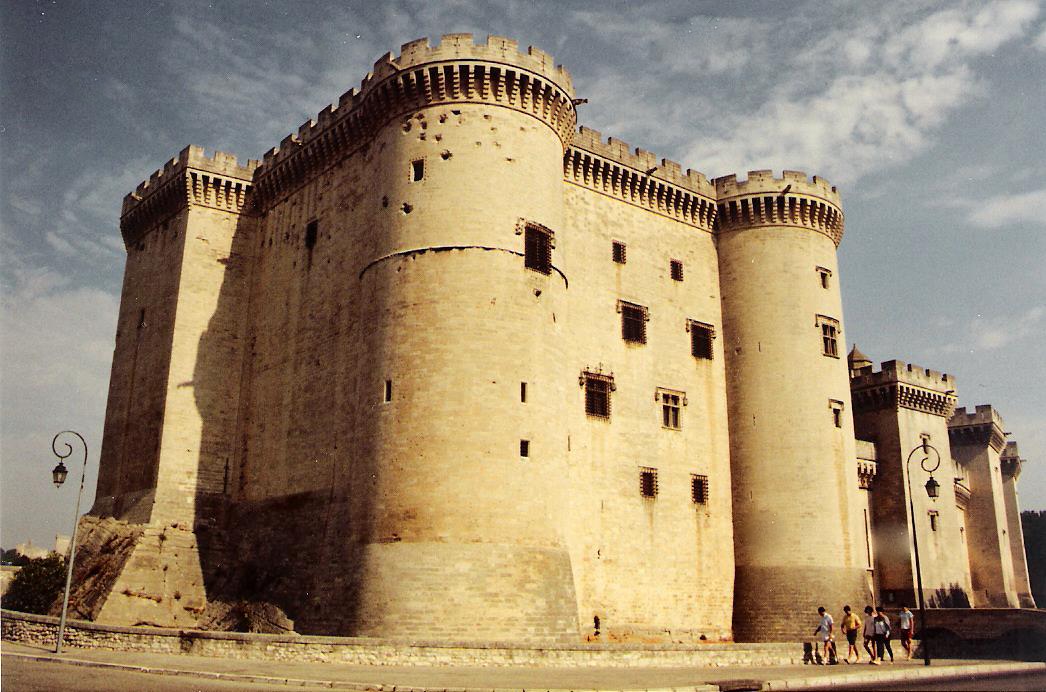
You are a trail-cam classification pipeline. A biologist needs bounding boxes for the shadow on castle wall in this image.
[189,207,380,634]
[929,584,972,609]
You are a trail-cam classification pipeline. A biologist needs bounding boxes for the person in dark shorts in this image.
[863,605,877,662]
[898,605,914,660]
[840,605,862,663]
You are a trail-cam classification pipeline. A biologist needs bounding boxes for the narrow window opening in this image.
[524,223,553,275]
[305,220,318,250]
[384,379,392,403]
[816,315,840,358]
[520,440,530,458]
[410,159,425,182]
[640,467,658,498]
[928,511,939,532]
[612,240,627,264]
[670,259,684,281]
[582,371,613,419]
[691,474,709,505]
[817,266,832,289]
[520,382,528,403]
[688,320,715,359]
[137,309,147,329]
[619,301,648,344]
[830,399,845,428]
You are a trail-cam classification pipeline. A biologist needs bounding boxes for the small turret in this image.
[848,343,872,376]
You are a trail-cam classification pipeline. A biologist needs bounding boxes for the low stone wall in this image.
[1,610,800,668]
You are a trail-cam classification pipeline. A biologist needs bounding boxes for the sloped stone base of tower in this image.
[54,515,207,628]
[342,542,580,643]
[732,566,869,642]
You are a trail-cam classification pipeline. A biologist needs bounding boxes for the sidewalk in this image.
[3,640,1042,691]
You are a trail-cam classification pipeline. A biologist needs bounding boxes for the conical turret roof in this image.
[848,343,872,369]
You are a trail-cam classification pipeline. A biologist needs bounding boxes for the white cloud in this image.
[967,187,1046,228]
[684,1,1040,184]
[1036,23,1046,49]
[970,305,1045,350]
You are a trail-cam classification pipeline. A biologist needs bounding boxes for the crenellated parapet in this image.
[1000,441,1024,479]
[713,170,844,246]
[850,359,957,417]
[252,34,576,209]
[948,405,1007,453]
[565,126,717,231]
[856,439,878,490]
[120,145,259,248]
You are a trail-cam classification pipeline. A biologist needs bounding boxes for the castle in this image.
[72,34,1034,643]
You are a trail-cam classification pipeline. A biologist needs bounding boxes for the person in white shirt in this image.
[863,605,877,662]
[898,605,915,660]
[814,606,835,664]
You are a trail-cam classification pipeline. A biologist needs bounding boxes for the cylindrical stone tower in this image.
[350,35,579,641]
[715,170,867,641]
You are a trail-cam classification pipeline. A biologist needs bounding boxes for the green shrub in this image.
[1,555,66,614]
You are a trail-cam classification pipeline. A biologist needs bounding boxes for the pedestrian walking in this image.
[840,605,862,663]
[872,607,893,664]
[813,606,835,665]
[898,605,914,660]
[863,605,876,663]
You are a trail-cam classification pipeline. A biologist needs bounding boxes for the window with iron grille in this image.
[581,371,613,419]
[619,301,648,344]
[688,319,715,359]
[410,158,425,182]
[691,474,709,505]
[640,467,658,498]
[817,315,840,358]
[670,259,684,281]
[524,223,553,275]
[612,240,627,264]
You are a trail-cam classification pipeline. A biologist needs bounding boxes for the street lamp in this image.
[49,430,88,655]
[905,440,941,667]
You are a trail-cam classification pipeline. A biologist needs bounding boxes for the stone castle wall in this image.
[83,33,1036,644]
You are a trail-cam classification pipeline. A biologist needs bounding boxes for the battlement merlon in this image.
[569,126,715,197]
[713,170,844,246]
[850,359,957,394]
[1001,441,1024,479]
[257,34,575,173]
[948,404,1008,453]
[119,145,260,248]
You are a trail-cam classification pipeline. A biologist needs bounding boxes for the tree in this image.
[1,555,66,614]
[1,548,30,566]
[1021,510,1046,607]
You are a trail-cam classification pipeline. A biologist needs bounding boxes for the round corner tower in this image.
[349,34,579,641]
[715,170,866,641]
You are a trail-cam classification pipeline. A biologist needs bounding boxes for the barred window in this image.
[670,259,684,281]
[582,371,614,419]
[612,240,627,264]
[691,474,709,505]
[619,301,648,344]
[816,315,840,358]
[688,319,715,359]
[524,223,553,275]
[640,467,658,498]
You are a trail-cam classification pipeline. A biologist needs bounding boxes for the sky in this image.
[1,0,1044,548]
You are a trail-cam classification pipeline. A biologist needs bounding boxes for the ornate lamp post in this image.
[49,430,88,654]
[906,441,941,667]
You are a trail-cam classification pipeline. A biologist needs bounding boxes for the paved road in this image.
[824,670,1046,691]
[1,656,290,692]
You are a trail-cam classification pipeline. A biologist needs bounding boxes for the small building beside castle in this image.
[67,34,1034,643]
